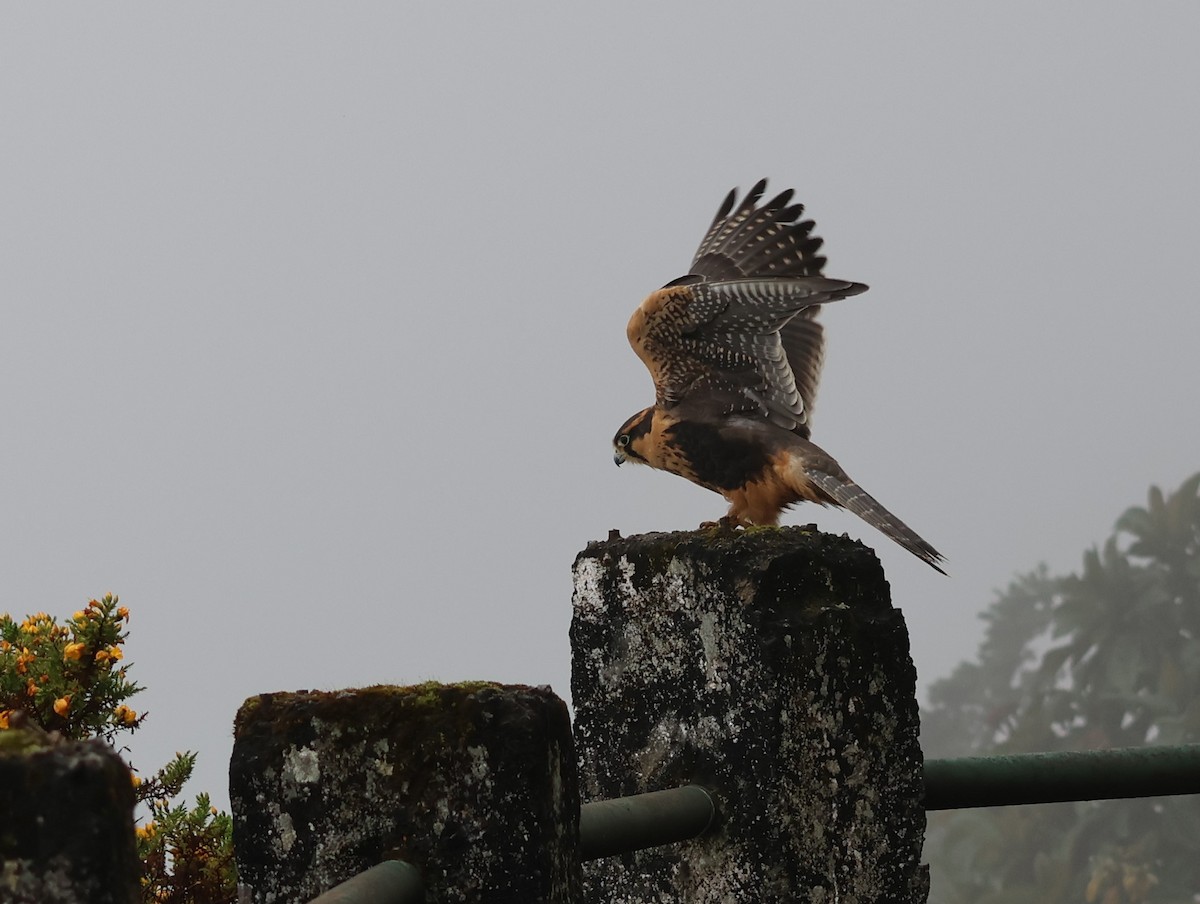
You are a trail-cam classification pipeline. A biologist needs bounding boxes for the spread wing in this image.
[628,180,868,436]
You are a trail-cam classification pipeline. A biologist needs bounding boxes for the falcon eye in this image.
[618,434,631,447]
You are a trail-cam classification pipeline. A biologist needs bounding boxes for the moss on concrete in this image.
[231,681,580,903]
[571,526,927,903]
[0,739,139,903]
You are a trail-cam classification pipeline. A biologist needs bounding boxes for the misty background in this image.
[3,4,1198,811]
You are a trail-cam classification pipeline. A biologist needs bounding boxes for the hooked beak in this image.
[613,449,626,466]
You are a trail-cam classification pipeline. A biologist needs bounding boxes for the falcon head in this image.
[613,407,655,466]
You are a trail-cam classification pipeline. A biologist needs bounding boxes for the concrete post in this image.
[229,681,581,903]
[571,527,928,903]
[0,734,139,903]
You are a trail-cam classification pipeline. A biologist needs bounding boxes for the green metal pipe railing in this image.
[308,860,424,904]
[306,744,1200,902]
[578,783,716,861]
[924,743,1200,810]
[304,785,715,903]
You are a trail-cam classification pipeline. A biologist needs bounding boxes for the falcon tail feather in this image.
[805,470,947,574]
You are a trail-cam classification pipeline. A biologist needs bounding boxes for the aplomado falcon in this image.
[613,179,945,573]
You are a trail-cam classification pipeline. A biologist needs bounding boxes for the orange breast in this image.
[721,450,825,526]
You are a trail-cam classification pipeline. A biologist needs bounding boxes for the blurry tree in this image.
[922,472,1200,904]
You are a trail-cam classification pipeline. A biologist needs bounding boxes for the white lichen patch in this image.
[371,738,393,776]
[698,610,726,692]
[636,717,683,777]
[271,808,296,854]
[571,558,606,616]
[467,745,492,789]
[616,555,638,599]
[432,795,450,836]
[691,714,725,747]
[283,746,321,785]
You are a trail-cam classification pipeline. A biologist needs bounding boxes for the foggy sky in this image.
[3,4,1198,811]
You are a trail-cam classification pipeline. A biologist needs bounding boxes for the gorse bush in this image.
[0,595,141,741]
[0,593,237,903]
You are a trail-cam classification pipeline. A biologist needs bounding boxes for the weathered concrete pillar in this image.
[571,527,928,903]
[230,681,581,903]
[0,733,140,903]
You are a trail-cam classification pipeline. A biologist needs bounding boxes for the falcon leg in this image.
[698,515,744,535]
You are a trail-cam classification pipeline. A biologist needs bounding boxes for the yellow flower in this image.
[22,613,52,633]
[0,711,9,729]
[114,705,138,725]
[15,648,34,674]
[131,773,142,787]
[108,646,124,661]
[94,649,110,664]
[25,681,39,697]
[53,696,71,717]
[64,642,86,661]
[117,607,130,620]
[135,822,157,840]
[73,610,87,622]
[0,639,10,651]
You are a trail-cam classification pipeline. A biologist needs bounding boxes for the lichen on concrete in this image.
[571,526,928,903]
[230,681,581,903]
[0,737,139,903]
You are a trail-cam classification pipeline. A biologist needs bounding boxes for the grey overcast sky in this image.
[3,4,1199,811]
